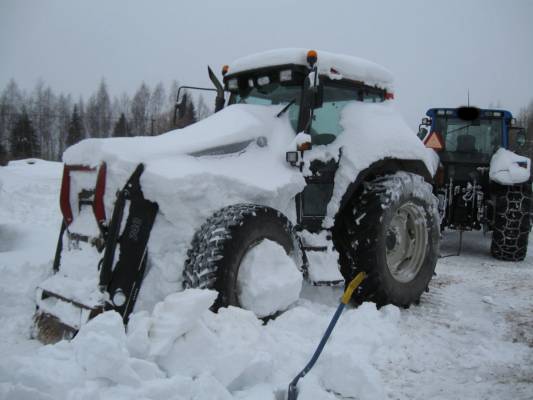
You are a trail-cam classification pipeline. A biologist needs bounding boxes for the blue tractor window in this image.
[434,117,502,163]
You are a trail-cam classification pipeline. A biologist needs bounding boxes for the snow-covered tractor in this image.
[418,106,532,260]
[34,49,440,343]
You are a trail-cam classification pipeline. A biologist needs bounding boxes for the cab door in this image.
[297,80,385,232]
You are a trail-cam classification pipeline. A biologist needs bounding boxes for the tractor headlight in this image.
[286,151,299,164]
[257,76,270,86]
[228,78,239,91]
[280,69,292,82]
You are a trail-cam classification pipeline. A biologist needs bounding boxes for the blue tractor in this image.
[418,106,532,261]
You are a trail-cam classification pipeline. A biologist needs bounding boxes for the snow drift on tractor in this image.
[34,48,439,344]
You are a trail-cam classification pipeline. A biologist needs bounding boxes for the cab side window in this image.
[310,83,384,145]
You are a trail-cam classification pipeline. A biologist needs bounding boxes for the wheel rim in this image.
[385,202,428,283]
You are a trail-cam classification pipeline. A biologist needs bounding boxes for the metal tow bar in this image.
[287,271,367,400]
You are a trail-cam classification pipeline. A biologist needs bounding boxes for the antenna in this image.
[467,89,470,107]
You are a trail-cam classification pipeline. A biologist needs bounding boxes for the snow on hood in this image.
[63,103,306,226]
[63,104,281,166]
[227,48,394,90]
[489,148,531,185]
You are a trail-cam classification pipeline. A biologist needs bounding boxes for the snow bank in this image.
[227,48,394,90]
[489,148,531,185]
[0,287,401,400]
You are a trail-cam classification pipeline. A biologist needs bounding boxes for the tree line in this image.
[0,78,213,164]
[516,100,533,160]
[1,77,532,165]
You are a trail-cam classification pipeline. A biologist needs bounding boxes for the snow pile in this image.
[227,48,394,91]
[0,288,398,400]
[489,148,531,185]
[237,239,302,317]
[2,161,533,399]
[0,159,62,357]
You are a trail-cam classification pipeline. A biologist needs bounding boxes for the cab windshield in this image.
[234,83,302,132]
[435,117,503,164]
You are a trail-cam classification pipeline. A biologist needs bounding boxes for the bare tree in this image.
[31,81,60,160]
[0,80,24,157]
[55,94,72,157]
[131,82,151,135]
[195,94,212,121]
[97,79,112,136]
[149,82,166,135]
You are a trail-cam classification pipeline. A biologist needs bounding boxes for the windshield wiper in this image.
[447,123,474,135]
[277,99,296,118]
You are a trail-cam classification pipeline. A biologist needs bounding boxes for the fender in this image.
[337,158,433,217]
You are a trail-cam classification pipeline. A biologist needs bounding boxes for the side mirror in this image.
[509,127,526,149]
[421,117,431,126]
[418,127,428,140]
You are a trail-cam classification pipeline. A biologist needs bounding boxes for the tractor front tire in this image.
[336,172,439,307]
[183,204,304,317]
[490,184,531,261]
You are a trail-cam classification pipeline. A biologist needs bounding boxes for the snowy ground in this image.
[0,160,532,400]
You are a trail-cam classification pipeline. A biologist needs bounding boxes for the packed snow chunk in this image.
[233,384,276,400]
[306,250,344,283]
[0,341,85,399]
[72,311,140,386]
[228,351,274,391]
[237,239,303,317]
[318,353,385,400]
[0,383,55,400]
[489,148,531,185]
[227,48,394,91]
[125,311,151,359]
[148,289,218,357]
[157,306,262,386]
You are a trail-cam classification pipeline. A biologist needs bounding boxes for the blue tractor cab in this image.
[418,106,531,261]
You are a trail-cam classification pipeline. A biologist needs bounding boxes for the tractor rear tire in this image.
[183,204,304,317]
[335,172,439,307]
[490,184,531,261]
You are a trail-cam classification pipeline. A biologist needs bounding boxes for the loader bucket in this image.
[32,163,158,344]
[33,288,105,344]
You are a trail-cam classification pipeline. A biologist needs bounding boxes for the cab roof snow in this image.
[227,48,394,90]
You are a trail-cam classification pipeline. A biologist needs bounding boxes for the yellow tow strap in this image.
[341,271,367,304]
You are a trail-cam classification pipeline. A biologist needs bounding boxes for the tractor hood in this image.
[63,104,306,231]
[63,104,286,166]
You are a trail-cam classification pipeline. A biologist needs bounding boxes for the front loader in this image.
[34,164,158,343]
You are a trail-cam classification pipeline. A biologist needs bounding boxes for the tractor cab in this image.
[420,107,513,185]
[222,50,392,232]
[222,52,390,147]
[418,106,531,259]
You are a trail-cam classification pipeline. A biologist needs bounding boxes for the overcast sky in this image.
[1,0,532,129]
